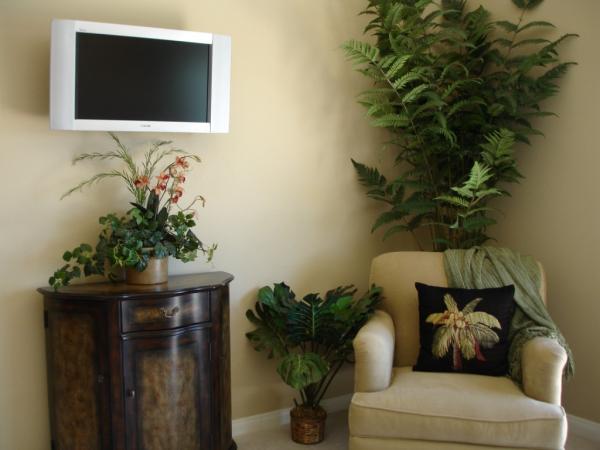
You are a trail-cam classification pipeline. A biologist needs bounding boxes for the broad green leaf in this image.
[277,353,329,391]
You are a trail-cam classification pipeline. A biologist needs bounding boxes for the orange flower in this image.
[169,184,184,203]
[153,182,167,196]
[156,171,170,182]
[175,156,189,169]
[134,175,149,189]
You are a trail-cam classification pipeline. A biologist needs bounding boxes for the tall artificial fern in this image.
[343,0,576,249]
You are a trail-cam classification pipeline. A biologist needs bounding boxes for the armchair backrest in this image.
[369,252,547,367]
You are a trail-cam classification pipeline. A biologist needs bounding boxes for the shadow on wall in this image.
[0,2,185,118]
[0,22,50,117]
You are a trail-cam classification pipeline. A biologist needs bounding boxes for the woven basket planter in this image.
[290,406,327,445]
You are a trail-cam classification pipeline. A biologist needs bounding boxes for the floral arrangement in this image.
[49,134,216,289]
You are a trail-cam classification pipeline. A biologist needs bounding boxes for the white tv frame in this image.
[50,19,231,133]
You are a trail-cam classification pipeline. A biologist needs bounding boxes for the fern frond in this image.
[512,38,551,48]
[382,224,410,241]
[402,84,430,104]
[371,113,409,128]
[372,209,407,232]
[384,55,411,79]
[436,195,470,209]
[442,78,481,99]
[342,40,380,66]
[461,215,496,231]
[383,3,405,30]
[517,20,556,33]
[351,159,387,189]
[392,70,424,90]
[465,161,493,191]
[480,129,516,163]
[494,20,518,32]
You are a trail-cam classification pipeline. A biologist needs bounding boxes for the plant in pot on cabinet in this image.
[246,282,382,444]
[49,133,216,289]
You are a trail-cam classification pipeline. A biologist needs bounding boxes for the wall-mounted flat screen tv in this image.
[50,20,231,133]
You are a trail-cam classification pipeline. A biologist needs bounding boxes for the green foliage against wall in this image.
[343,0,576,250]
[246,283,381,408]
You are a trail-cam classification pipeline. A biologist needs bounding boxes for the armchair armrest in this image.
[353,310,395,393]
[522,337,568,405]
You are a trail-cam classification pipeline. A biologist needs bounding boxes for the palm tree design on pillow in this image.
[426,294,501,370]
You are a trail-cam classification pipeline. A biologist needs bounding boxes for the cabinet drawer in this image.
[121,292,210,333]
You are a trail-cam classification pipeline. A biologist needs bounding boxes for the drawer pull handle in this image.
[126,389,136,399]
[160,306,180,319]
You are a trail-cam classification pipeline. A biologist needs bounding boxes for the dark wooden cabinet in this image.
[39,272,236,450]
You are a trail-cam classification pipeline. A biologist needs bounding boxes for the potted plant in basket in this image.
[245,282,381,444]
[49,133,216,289]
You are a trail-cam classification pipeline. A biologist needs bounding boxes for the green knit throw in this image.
[443,246,574,383]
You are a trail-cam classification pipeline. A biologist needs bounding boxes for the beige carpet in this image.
[234,411,599,450]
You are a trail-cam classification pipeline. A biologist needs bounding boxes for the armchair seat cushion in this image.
[349,367,567,450]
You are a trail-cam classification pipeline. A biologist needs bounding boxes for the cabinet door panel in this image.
[46,306,109,450]
[123,328,211,450]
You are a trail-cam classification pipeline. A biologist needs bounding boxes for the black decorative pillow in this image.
[414,283,516,376]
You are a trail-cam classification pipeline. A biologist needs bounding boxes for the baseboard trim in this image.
[233,398,600,442]
[568,414,600,443]
[232,394,352,437]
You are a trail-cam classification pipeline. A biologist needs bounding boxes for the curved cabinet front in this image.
[39,272,235,450]
[123,327,212,450]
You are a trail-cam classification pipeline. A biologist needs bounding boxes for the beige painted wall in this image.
[0,0,597,448]
[480,0,600,423]
[0,1,409,448]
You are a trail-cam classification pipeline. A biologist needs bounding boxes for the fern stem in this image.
[506,8,527,61]
[373,60,443,245]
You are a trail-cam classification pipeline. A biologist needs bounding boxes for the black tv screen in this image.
[75,33,210,123]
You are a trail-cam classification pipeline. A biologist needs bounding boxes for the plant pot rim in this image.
[140,247,169,259]
[125,256,168,285]
[290,405,327,419]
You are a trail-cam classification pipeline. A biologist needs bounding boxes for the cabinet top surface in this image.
[38,271,234,299]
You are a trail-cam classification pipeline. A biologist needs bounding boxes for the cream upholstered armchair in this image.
[349,252,568,450]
